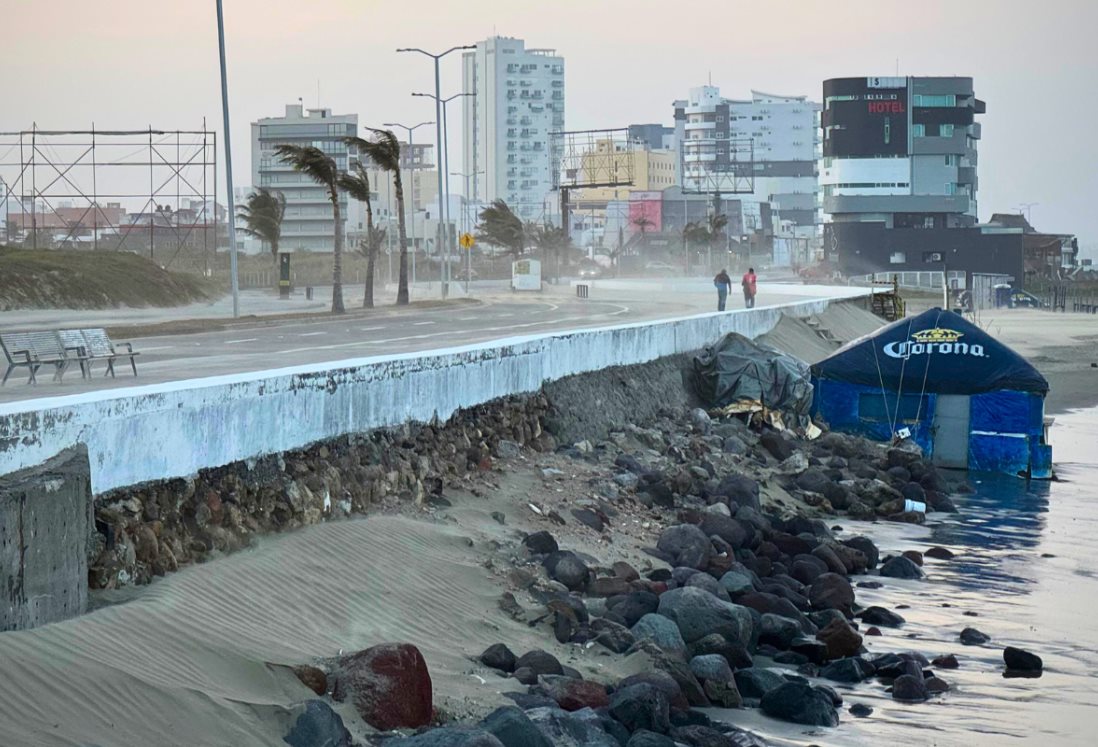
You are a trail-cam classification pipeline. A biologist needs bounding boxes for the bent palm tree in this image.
[476,199,526,257]
[337,163,382,308]
[236,188,286,291]
[274,144,345,313]
[346,129,409,305]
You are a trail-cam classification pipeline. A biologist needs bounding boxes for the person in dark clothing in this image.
[741,267,757,308]
[713,269,732,311]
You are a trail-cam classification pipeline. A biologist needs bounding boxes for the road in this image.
[0,281,865,405]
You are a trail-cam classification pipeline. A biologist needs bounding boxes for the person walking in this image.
[741,267,758,308]
[713,269,732,311]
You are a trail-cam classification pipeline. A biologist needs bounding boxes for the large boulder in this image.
[525,707,619,747]
[656,525,713,570]
[331,643,432,731]
[892,674,929,702]
[632,613,688,657]
[396,728,505,746]
[283,700,352,747]
[690,633,754,670]
[819,657,875,684]
[608,591,661,628]
[760,682,839,727]
[716,475,761,511]
[733,667,786,700]
[808,573,855,616]
[699,514,750,551]
[479,643,517,673]
[816,619,863,660]
[627,731,677,747]
[879,555,924,580]
[515,650,564,676]
[545,551,591,590]
[759,432,795,462]
[758,614,801,650]
[1004,646,1043,672]
[523,531,559,555]
[479,707,554,747]
[857,606,906,627]
[609,683,672,734]
[539,675,610,712]
[657,587,754,645]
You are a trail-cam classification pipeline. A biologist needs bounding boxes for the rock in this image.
[718,571,755,597]
[960,627,991,646]
[879,555,924,580]
[722,435,749,455]
[525,707,618,747]
[515,649,563,677]
[716,475,761,511]
[891,674,928,702]
[657,525,712,570]
[609,683,672,734]
[293,665,328,696]
[512,667,538,685]
[840,536,880,569]
[588,576,632,598]
[925,676,950,693]
[780,452,810,474]
[632,614,688,657]
[808,573,855,616]
[901,550,924,566]
[571,508,606,533]
[523,531,559,555]
[396,728,505,746]
[495,440,522,459]
[690,633,754,670]
[759,431,795,462]
[733,668,786,700]
[609,591,661,628]
[790,637,830,665]
[546,551,591,591]
[932,654,959,669]
[690,408,712,432]
[618,671,689,712]
[699,514,749,551]
[925,546,955,560]
[480,643,518,673]
[849,703,873,718]
[592,618,636,654]
[331,643,432,731]
[819,657,874,683]
[758,614,801,650]
[479,707,554,747]
[857,606,906,627]
[760,682,840,727]
[1004,646,1043,672]
[689,654,734,684]
[283,700,352,747]
[627,731,677,747]
[816,619,863,660]
[539,675,610,711]
[796,468,832,494]
[657,587,754,646]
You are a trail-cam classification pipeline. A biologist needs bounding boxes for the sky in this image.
[4,0,1097,254]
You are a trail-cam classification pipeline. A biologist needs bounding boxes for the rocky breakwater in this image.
[88,395,555,588]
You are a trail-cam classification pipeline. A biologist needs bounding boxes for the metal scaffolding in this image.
[679,136,755,197]
[0,124,219,273]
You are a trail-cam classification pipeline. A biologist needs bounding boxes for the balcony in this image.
[823,193,970,215]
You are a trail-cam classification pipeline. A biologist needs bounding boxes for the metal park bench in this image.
[0,331,74,385]
[79,328,139,378]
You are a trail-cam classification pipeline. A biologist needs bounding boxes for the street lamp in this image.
[412,91,474,293]
[382,119,433,287]
[397,44,474,298]
[215,0,240,317]
[450,168,484,293]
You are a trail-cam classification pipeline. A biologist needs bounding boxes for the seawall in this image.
[0,294,868,497]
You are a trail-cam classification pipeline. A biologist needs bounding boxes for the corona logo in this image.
[883,328,986,360]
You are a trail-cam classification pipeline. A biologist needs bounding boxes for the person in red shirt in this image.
[741,267,757,308]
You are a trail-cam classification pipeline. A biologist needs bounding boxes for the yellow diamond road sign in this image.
[460,232,475,250]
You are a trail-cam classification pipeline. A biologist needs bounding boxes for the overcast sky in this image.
[5,0,1096,253]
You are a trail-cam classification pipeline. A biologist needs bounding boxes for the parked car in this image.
[644,261,680,276]
[578,263,602,279]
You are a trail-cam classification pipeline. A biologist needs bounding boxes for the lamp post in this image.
[382,120,433,288]
[215,0,240,317]
[397,45,474,298]
[450,169,484,293]
[412,91,474,294]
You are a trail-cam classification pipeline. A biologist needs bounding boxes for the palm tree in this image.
[337,163,382,308]
[274,144,345,313]
[236,188,286,291]
[345,129,409,305]
[632,215,654,236]
[682,221,710,272]
[476,199,526,257]
[528,223,572,281]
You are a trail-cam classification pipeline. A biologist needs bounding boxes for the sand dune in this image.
[0,513,578,746]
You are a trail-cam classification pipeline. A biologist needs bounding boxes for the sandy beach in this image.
[0,301,1093,746]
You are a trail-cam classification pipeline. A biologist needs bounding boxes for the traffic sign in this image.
[459,232,475,250]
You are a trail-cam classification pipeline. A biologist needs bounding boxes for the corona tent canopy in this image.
[810,308,1051,477]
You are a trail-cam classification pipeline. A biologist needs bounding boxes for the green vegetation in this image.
[236,187,287,286]
[0,247,216,310]
[338,162,385,309]
[347,129,409,305]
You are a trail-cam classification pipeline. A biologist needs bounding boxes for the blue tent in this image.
[810,308,1051,478]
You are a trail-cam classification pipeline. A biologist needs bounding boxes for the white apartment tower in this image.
[462,37,564,222]
[673,86,820,235]
[251,104,358,251]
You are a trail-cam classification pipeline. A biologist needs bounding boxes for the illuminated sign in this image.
[868,101,905,114]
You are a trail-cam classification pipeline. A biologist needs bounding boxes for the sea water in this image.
[720,407,1098,746]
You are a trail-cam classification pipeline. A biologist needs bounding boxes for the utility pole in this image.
[384,120,433,288]
[216,0,240,318]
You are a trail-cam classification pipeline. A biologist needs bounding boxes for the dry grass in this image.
[0,247,217,310]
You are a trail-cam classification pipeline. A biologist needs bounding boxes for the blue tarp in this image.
[811,308,1048,395]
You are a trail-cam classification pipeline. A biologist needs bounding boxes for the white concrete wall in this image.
[0,295,867,495]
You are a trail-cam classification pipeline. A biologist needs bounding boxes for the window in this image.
[889,251,907,264]
[912,124,926,137]
[940,123,955,137]
[884,117,891,145]
[913,94,956,107]
[944,154,955,166]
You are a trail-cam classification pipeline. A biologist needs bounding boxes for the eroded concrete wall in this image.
[1,445,92,631]
[0,298,859,496]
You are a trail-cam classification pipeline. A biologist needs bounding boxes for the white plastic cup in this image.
[904,499,927,513]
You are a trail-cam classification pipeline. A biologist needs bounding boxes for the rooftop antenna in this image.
[316,80,320,109]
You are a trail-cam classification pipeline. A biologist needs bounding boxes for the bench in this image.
[0,331,73,385]
[80,328,139,378]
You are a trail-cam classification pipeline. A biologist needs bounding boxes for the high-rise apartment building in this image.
[673,86,820,234]
[251,104,358,251]
[462,36,564,221]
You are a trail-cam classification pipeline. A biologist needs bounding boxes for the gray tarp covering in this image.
[691,333,813,415]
